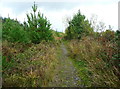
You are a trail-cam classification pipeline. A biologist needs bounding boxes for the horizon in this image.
[0,0,119,32]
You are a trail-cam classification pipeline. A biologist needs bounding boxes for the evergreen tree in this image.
[26,2,53,43]
[65,10,93,40]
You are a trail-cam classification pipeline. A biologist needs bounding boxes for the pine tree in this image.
[26,2,53,43]
[65,10,93,40]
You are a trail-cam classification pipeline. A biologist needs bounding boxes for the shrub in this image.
[67,37,120,87]
[2,18,30,43]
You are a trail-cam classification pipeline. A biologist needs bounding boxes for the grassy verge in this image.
[64,41,91,86]
[65,37,120,87]
[69,57,92,87]
[2,41,59,87]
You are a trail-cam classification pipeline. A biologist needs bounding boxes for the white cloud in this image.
[0,4,16,18]
[1,0,118,3]
[72,3,118,30]
[39,9,65,32]
[0,1,119,32]
[44,2,118,32]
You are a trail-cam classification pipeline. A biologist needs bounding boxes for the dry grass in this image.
[2,41,59,87]
[67,36,120,87]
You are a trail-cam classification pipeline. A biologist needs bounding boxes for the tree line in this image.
[2,2,53,44]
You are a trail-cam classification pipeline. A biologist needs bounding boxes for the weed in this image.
[66,36,120,87]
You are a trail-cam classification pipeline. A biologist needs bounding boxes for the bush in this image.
[2,18,30,43]
[8,29,30,43]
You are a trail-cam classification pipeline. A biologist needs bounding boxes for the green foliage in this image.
[2,18,30,43]
[2,41,58,87]
[101,30,115,42]
[65,10,93,40]
[2,56,15,71]
[54,31,60,37]
[113,30,120,69]
[96,30,120,72]
[67,38,120,87]
[70,58,91,86]
[115,30,120,45]
[8,29,30,43]
[2,2,54,44]
[2,1,120,87]
[51,30,64,41]
[26,2,54,43]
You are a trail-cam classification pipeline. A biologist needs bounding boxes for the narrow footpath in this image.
[48,43,83,87]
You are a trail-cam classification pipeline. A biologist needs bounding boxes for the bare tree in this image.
[90,14,106,32]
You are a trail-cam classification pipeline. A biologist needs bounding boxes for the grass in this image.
[2,37,119,87]
[68,55,92,87]
[66,36,120,87]
[64,41,91,86]
[2,41,59,87]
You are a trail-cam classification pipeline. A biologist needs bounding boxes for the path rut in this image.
[48,43,82,87]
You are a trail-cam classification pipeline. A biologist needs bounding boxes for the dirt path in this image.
[48,43,83,87]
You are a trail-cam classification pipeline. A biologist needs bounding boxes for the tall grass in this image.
[2,41,58,87]
[67,36,120,87]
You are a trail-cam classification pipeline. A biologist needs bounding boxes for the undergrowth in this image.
[69,57,92,87]
[2,41,59,87]
[66,36,120,87]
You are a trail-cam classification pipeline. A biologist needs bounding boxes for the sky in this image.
[0,0,119,32]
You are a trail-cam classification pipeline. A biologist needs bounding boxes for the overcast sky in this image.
[0,0,119,32]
